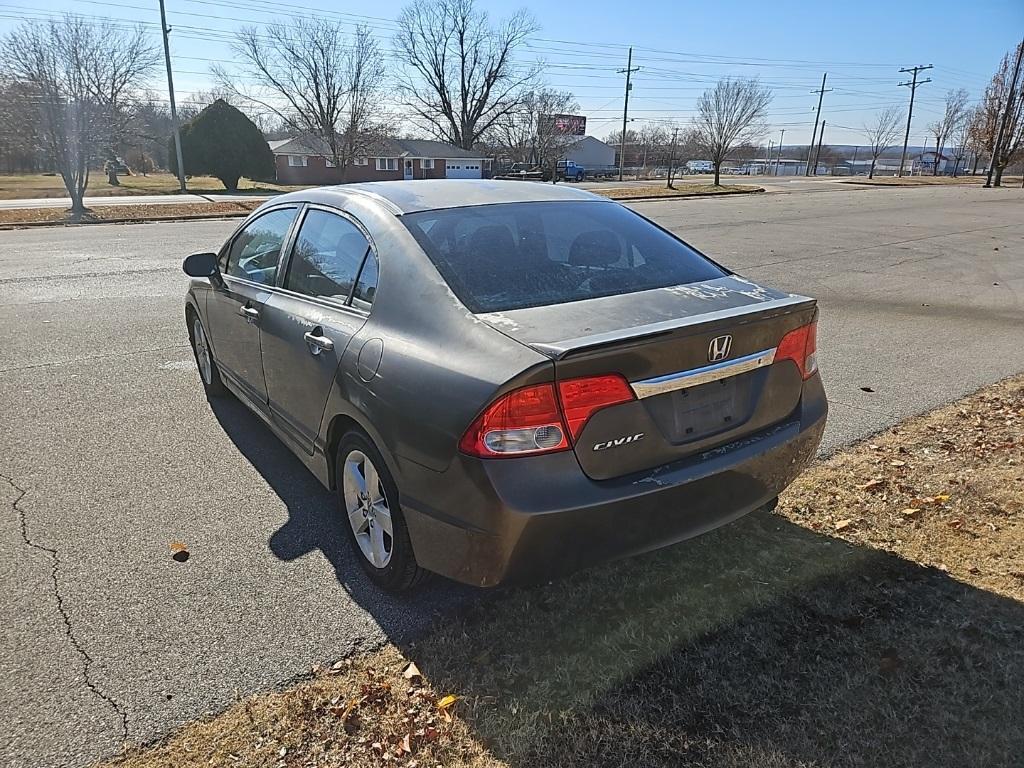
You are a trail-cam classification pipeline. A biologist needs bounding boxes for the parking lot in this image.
[2,183,1023,767]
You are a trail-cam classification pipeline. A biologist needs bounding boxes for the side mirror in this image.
[183,251,219,278]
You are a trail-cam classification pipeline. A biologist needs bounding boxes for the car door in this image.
[260,206,378,454]
[206,205,299,404]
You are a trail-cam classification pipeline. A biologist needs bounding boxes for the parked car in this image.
[183,180,827,591]
[685,160,715,174]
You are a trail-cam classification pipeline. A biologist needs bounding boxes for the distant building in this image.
[562,136,615,169]
[268,137,490,184]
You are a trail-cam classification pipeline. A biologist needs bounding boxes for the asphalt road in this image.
[2,184,1023,767]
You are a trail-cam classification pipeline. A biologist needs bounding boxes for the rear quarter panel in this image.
[320,196,551,478]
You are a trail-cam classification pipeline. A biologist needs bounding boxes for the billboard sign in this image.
[547,114,586,136]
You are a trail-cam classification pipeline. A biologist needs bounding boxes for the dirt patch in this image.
[101,376,1024,768]
[0,201,261,226]
[595,183,761,200]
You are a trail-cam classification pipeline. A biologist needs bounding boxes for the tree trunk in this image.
[713,162,721,187]
[107,167,120,186]
[971,154,980,175]
[994,164,1004,187]
[869,158,876,179]
[221,174,240,192]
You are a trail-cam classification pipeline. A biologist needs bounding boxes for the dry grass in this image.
[0,200,261,226]
[841,174,1021,187]
[102,376,1024,768]
[0,172,300,200]
[596,183,761,199]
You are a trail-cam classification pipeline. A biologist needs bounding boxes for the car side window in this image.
[225,207,297,285]
[284,209,371,303]
[352,253,378,307]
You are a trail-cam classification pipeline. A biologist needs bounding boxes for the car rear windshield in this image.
[402,201,727,313]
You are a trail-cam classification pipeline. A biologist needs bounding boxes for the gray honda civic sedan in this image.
[183,180,826,591]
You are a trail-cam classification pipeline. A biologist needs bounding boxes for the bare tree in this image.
[863,106,903,179]
[491,88,577,163]
[692,77,772,186]
[986,42,1024,186]
[926,89,969,175]
[217,20,387,174]
[395,0,539,150]
[1,16,157,213]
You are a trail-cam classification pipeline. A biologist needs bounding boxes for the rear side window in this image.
[402,201,726,312]
[225,207,297,285]
[284,209,371,303]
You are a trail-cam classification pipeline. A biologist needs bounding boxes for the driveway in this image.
[2,184,1022,767]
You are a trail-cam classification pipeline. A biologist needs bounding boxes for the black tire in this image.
[187,309,227,399]
[336,431,427,592]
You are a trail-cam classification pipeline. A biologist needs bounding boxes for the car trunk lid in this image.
[477,275,817,480]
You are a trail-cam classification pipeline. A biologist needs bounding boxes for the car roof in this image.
[274,179,610,215]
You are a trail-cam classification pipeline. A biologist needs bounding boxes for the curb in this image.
[598,187,764,202]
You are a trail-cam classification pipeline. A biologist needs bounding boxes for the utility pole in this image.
[159,0,186,192]
[618,47,639,182]
[766,139,773,175]
[985,38,1023,188]
[897,64,932,178]
[666,126,678,189]
[813,120,826,175]
[805,73,831,176]
[851,144,858,175]
[774,128,784,175]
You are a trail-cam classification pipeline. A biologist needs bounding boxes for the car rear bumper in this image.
[400,374,827,587]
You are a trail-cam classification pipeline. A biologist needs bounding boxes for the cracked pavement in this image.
[1,185,1023,767]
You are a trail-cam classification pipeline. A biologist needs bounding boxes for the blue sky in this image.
[3,0,1022,145]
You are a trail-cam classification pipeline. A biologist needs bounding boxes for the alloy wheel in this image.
[342,450,393,568]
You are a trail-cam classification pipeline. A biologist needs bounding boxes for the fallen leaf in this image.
[402,662,422,684]
[900,508,920,518]
[169,541,190,563]
[835,519,856,532]
[889,460,906,467]
[857,479,885,492]
[400,733,412,754]
[860,386,875,393]
[436,694,458,711]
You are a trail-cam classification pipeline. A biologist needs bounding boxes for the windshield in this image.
[402,201,727,313]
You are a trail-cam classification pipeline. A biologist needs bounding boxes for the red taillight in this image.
[459,374,635,458]
[775,321,818,380]
[557,374,635,441]
[459,383,570,458]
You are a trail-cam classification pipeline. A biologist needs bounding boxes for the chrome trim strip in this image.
[630,347,777,399]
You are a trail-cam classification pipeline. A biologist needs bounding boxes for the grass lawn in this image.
[103,375,1024,768]
[0,200,260,226]
[842,174,1022,187]
[0,172,302,200]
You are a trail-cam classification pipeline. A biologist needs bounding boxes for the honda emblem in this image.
[708,335,733,362]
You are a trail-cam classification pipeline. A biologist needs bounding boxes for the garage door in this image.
[445,161,481,179]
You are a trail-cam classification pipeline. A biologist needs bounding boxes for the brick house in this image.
[268,137,490,185]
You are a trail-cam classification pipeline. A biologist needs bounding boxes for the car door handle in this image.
[238,305,259,320]
[304,330,334,353]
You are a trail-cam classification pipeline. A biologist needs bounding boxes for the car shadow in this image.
[397,511,1024,767]
[208,396,480,643]
[208,396,1024,766]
